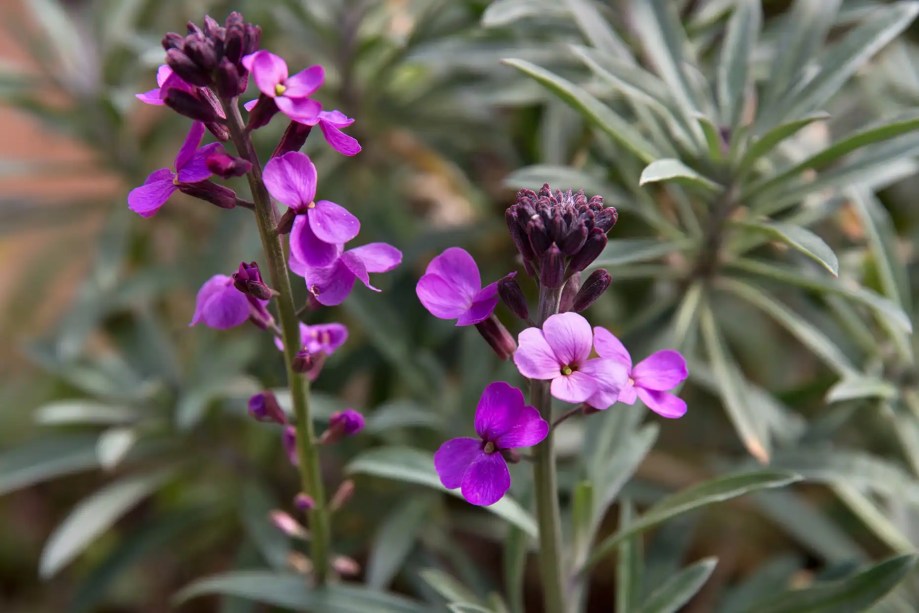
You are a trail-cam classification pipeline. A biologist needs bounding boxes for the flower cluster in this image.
[418,184,688,506]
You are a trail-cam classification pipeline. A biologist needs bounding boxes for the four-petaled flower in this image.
[189,274,269,330]
[416,247,499,326]
[136,64,194,106]
[513,312,627,405]
[128,122,220,217]
[242,51,323,124]
[434,382,548,506]
[592,327,688,418]
[290,242,402,307]
[263,151,360,268]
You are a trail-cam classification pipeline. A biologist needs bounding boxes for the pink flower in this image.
[416,247,499,326]
[591,327,688,418]
[135,65,195,106]
[434,382,548,506]
[263,151,360,268]
[189,274,270,330]
[290,242,402,307]
[242,51,323,124]
[316,110,361,156]
[513,312,628,405]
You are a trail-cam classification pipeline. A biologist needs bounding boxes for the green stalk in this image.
[531,284,566,613]
[221,100,332,585]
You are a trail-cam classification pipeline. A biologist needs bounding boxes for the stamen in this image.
[275,83,287,96]
[561,365,573,376]
[483,441,496,454]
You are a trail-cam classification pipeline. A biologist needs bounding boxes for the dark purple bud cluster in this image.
[506,184,617,282]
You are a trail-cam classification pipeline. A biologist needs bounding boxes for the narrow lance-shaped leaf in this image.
[736,112,830,175]
[0,435,99,496]
[564,0,632,59]
[617,501,643,613]
[639,159,721,191]
[848,188,910,311]
[733,220,839,276]
[638,557,718,613]
[584,471,801,571]
[717,0,761,128]
[826,375,897,404]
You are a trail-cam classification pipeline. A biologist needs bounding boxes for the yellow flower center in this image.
[483,441,496,454]
[307,201,316,209]
[275,83,287,96]
[561,365,573,376]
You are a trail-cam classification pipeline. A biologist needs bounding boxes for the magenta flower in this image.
[513,312,628,405]
[263,151,360,267]
[317,110,361,156]
[127,122,220,217]
[290,242,402,307]
[135,64,194,106]
[189,274,270,330]
[592,327,688,418]
[434,382,548,506]
[242,51,323,124]
[320,409,366,444]
[416,247,499,326]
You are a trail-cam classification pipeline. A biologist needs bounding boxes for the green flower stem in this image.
[221,101,332,585]
[530,284,566,613]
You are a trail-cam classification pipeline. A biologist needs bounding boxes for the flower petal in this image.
[513,327,561,380]
[433,437,481,489]
[550,370,598,404]
[318,109,355,128]
[128,169,177,217]
[424,248,481,304]
[474,381,525,441]
[319,119,361,156]
[174,122,206,170]
[263,151,317,209]
[310,200,360,244]
[349,243,402,273]
[461,453,511,506]
[416,274,469,320]
[136,87,164,105]
[177,142,220,183]
[247,51,288,97]
[456,282,498,326]
[637,388,687,419]
[592,326,632,369]
[583,358,630,409]
[632,349,688,391]
[543,312,593,367]
[290,215,341,268]
[307,323,349,354]
[495,405,548,449]
[189,274,250,329]
[284,65,324,97]
[341,251,373,290]
[308,260,357,306]
[275,96,322,124]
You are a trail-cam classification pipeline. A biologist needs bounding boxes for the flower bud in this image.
[332,556,360,577]
[207,148,252,178]
[246,95,279,131]
[233,261,273,300]
[474,315,516,360]
[178,180,238,209]
[559,223,588,255]
[283,426,298,466]
[572,269,611,312]
[330,479,355,511]
[558,271,581,313]
[272,121,312,158]
[214,58,244,99]
[275,208,297,235]
[205,121,230,142]
[526,217,551,256]
[539,244,565,289]
[165,48,209,86]
[294,493,315,511]
[498,272,528,321]
[319,409,365,444]
[568,229,607,273]
[248,391,287,425]
[292,350,315,375]
[270,510,308,539]
[164,88,221,123]
[184,36,219,73]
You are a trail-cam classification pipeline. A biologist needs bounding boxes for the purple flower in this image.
[592,327,688,418]
[273,321,349,380]
[248,391,287,425]
[263,151,360,268]
[241,51,323,124]
[317,110,361,156]
[434,382,548,506]
[320,409,366,444]
[290,242,402,307]
[513,312,628,405]
[416,247,499,326]
[189,274,270,330]
[135,64,194,106]
[127,122,220,217]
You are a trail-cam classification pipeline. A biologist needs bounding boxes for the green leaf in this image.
[448,605,493,613]
[737,112,830,175]
[717,0,761,128]
[585,470,801,571]
[346,447,537,537]
[591,238,690,268]
[366,496,434,589]
[848,188,910,311]
[637,557,717,613]
[730,258,912,332]
[564,0,631,58]
[832,484,914,554]
[364,401,443,434]
[733,220,839,276]
[421,569,481,605]
[481,0,566,27]
[0,435,99,496]
[640,159,721,191]
[504,524,528,613]
[700,303,771,462]
[826,376,898,403]
[617,501,643,613]
[719,278,854,375]
[174,572,429,612]
[502,58,658,163]
[34,400,137,425]
[96,427,136,470]
[40,470,171,578]
[744,554,918,613]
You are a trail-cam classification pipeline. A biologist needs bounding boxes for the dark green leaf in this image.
[0,435,99,496]
[638,557,717,613]
[717,0,761,127]
[640,159,721,191]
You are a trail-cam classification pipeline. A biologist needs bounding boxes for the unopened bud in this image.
[248,391,287,425]
[275,208,297,235]
[319,409,365,444]
[558,271,581,313]
[205,121,230,142]
[178,180,237,209]
[165,48,209,87]
[214,58,245,99]
[330,479,355,511]
[272,121,313,158]
[539,244,565,289]
[332,556,361,577]
[207,148,252,178]
[246,95,279,131]
[572,269,611,312]
[288,552,313,575]
[162,32,184,51]
[559,224,588,255]
[498,272,528,320]
[233,261,273,299]
[164,89,220,123]
[283,426,298,466]
[526,217,551,256]
[292,350,315,375]
[184,37,219,73]
[568,229,607,273]
[269,510,308,539]
[294,493,315,511]
[474,314,516,360]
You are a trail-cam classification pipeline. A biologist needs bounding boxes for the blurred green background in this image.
[6,0,919,611]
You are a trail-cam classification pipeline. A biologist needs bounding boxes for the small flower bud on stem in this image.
[474,314,516,360]
[498,272,529,321]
